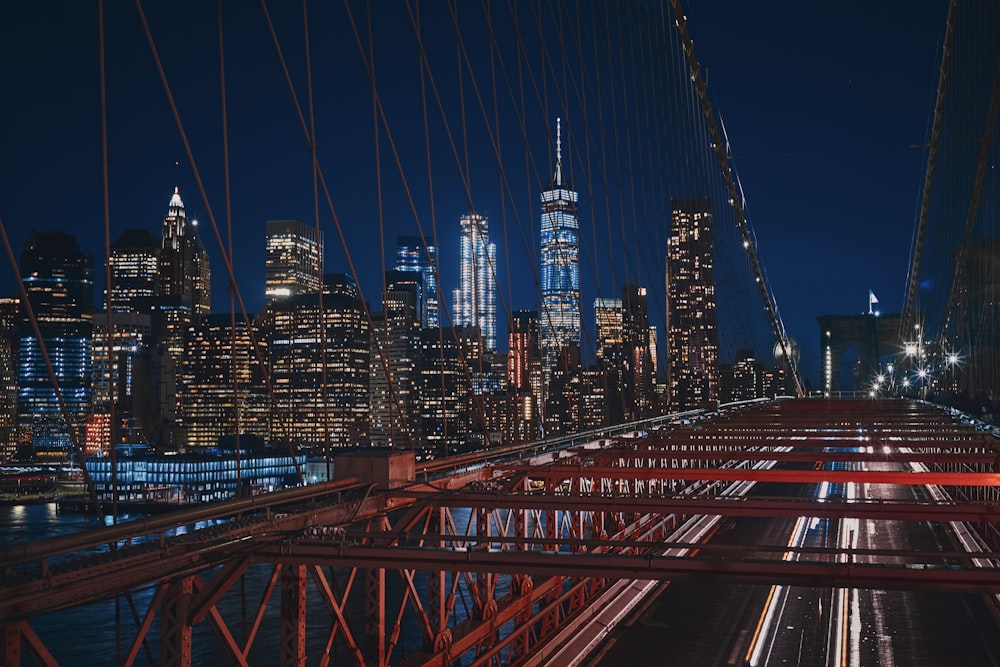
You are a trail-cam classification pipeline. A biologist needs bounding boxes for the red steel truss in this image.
[1,398,999,666]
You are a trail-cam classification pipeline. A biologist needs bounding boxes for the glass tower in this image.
[452,213,497,351]
[395,235,438,329]
[540,118,580,383]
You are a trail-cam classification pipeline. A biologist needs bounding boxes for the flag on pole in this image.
[869,290,879,314]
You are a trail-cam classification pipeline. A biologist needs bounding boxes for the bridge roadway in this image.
[1,398,999,666]
[587,462,1000,666]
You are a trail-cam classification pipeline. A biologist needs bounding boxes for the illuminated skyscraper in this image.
[156,188,210,361]
[0,297,18,462]
[622,284,653,418]
[108,229,159,313]
[265,219,323,305]
[540,118,580,384]
[179,314,268,450]
[507,310,539,393]
[416,328,470,457]
[17,232,94,450]
[594,298,623,365]
[452,213,497,351]
[395,235,438,328]
[159,187,210,317]
[270,276,370,450]
[507,310,541,442]
[370,271,421,447]
[91,312,151,409]
[667,197,719,409]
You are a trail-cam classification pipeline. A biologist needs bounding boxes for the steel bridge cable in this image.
[97,0,119,524]
[904,0,956,336]
[670,0,803,396]
[218,0,244,494]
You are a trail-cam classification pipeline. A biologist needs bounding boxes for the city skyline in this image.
[0,1,950,388]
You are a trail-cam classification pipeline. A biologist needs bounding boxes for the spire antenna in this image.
[554,117,563,186]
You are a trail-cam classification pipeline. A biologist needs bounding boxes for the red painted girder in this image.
[388,491,1000,522]
[643,436,993,447]
[254,543,1000,593]
[501,466,1000,486]
[589,449,1000,465]
[332,530,994,562]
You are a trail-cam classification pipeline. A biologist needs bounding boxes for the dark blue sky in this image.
[0,1,947,386]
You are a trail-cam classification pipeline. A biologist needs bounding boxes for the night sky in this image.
[0,1,947,387]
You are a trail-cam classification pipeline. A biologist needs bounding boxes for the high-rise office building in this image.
[91,312,152,409]
[395,235,438,328]
[507,310,541,442]
[265,219,323,305]
[452,213,497,351]
[17,232,94,450]
[508,310,539,393]
[108,229,160,313]
[667,197,720,409]
[370,271,421,447]
[179,314,268,450]
[594,297,623,365]
[416,328,470,457]
[90,312,153,455]
[540,118,581,385]
[0,297,19,462]
[622,284,653,418]
[270,276,370,450]
[155,188,210,362]
[159,187,210,317]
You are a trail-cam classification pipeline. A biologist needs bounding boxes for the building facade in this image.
[17,232,94,450]
[369,272,421,447]
[270,281,370,451]
[108,229,160,313]
[265,219,323,306]
[667,197,720,409]
[179,314,269,450]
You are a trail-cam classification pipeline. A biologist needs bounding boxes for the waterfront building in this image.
[667,197,720,409]
[540,118,581,389]
[265,219,323,305]
[395,235,438,328]
[452,213,497,352]
[17,232,93,451]
[84,450,305,504]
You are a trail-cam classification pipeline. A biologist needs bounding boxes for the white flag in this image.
[869,290,879,305]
